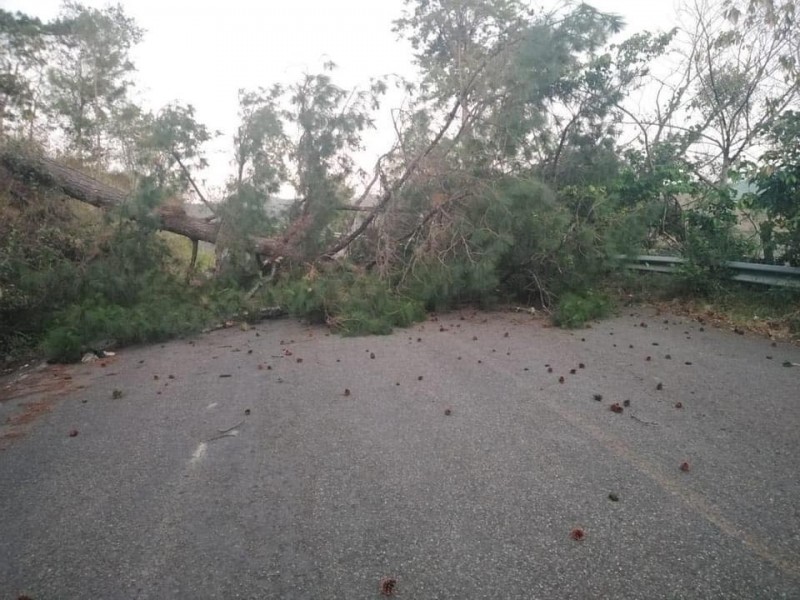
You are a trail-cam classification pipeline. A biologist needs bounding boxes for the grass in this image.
[609,271,800,340]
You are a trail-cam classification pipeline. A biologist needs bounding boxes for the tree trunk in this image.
[0,147,298,260]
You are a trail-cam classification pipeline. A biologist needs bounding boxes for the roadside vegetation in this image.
[1,0,799,365]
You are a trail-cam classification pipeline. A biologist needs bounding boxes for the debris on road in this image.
[379,576,397,596]
[205,421,244,443]
[570,528,586,541]
[610,403,624,413]
[68,429,79,437]
[608,493,619,502]
[680,461,691,472]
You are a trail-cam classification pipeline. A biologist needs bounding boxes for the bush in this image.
[401,259,500,312]
[552,291,612,328]
[266,266,426,336]
[675,188,754,296]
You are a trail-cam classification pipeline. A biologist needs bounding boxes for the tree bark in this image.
[0,148,297,260]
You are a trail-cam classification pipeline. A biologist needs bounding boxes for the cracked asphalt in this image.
[1,309,799,599]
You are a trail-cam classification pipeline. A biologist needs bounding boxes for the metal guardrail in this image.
[620,255,800,289]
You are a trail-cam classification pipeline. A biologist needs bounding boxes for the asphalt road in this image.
[1,309,799,599]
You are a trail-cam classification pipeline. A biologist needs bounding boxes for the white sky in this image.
[5,0,681,194]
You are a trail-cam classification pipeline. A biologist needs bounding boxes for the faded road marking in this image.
[190,442,207,465]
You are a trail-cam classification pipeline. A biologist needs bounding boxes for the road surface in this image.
[1,309,799,599]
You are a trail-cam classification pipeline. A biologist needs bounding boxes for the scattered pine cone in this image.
[379,577,397,596]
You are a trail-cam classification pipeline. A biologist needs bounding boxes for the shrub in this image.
[266,266,426,336]
[552,291,612,328]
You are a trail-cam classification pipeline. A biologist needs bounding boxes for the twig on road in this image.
[204,420,245,442]
[218,420,244,434]
[630,414,659,426]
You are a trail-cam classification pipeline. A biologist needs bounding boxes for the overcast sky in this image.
[6,0,680,193]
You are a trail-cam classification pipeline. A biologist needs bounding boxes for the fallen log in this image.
[0,148,295,259]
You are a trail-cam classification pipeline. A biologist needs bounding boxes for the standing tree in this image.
[744,110,800,264]
[623,0,800,186]
[687,0,799,184]
[47,2,143,168]
[0,10,54,142]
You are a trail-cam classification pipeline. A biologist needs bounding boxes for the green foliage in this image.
[677,188,753,294]
[41,287,207,363]
[0,231,81,354]
[0,9,52,138]
[1,188,245,363]
[47,2,144,165]
[552,291,612,328]
[391,176,638,315]
[743,110,800,266]
[266,266,426,336]
[402,259,500,312]
[490,178,631,302]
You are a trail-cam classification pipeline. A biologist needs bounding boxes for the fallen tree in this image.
[0,149,298,260]
[0,88,468,268]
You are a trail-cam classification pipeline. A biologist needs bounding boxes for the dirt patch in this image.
[647,299,799,343]
[0,364,84,450]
